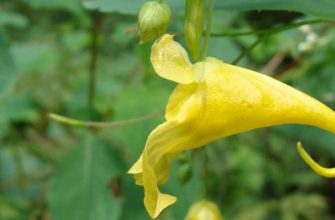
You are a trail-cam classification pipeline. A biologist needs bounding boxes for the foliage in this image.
[0,0,335,220]
[85,0,335,20]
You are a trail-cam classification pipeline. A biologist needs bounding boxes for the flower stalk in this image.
[48,112,161,128]
[201,0,214,60]
[184,0,205,61]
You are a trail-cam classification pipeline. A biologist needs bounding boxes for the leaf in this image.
[22,0,81,12]
[48,133,125,220]
[0,36,17,96]
[84,0,335,20]
[0,91,39,126]
[235,201,276,220]
[218,0,335,20]
[280,193,327,220]
[0,196,30,220]
[83,0,184,14]
[11,42,61,74]
[22,0,87,20]
[119,176,148,220]
[112,84,171,160]
[162,166,201,219]
[0,10,29,29]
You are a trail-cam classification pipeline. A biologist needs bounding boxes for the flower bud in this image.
[138,1,171,44]
[185,200,223,220]
[177,163,193,184]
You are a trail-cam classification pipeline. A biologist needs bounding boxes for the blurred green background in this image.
[1,0,335,219]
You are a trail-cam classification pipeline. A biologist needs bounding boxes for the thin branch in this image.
[124,19,329,38]
[48,112,163,128]
[261,51,287,75]
[88,12,106,111]
[231,37,263,65]
[210,19,328,37]
[11,147,26,188]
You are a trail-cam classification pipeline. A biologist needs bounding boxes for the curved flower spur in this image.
[128,34,335,218]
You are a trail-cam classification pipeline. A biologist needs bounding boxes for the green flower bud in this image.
[177,163,193,184]
[177,152,192,164]
[138,1,171,44]
[185,200,224,220]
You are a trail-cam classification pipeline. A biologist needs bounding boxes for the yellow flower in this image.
[185,200,224,220]
[128,34,335,218]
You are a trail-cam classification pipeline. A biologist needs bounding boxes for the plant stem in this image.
[229,20,329,66]
[199,147,209,198]
[231,37,263,65]
[201,0,215,60]
[48,112,162,128]
[88,12,105,113]
[210,19,327,37]
[11,147,25,188]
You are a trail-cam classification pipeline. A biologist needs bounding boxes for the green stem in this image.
[229,19,329,66]
[48,112,162,128]
[231,37,263,65]
[201,0,215,60]
[11,147,25,188]
[88,12,105,114]
[210,19,327,38]
[199,147,209,198]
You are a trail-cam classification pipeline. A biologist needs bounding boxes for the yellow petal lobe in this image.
[297,142,335,177]
[151,34,194,84]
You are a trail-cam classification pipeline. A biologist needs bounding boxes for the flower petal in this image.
[297,142,335,177]
[136,120,197,218]
[142,148,177,218]
[151,34,194,84]
[130,37,335,218]
[130,83,210,218]
[207,63,335,136]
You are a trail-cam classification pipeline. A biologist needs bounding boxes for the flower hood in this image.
[128,34,335,218]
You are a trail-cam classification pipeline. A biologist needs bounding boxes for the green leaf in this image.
[0,196,30,220]
[48,133,125,220]
[0,10,29,29]
[0,36,17,95]
[161,166,201,219]
[22,0,88,21]
[112,84,170,161]
[119,176,148,220]
[84,0,335,20]
[0,91,39,126]
[218,0,335,20]
[11,42,61,74]
[23,0,81,12]
[83,0,184,14]
[280,193,327,219]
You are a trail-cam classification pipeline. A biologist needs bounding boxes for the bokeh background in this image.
[1,0,335,219]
